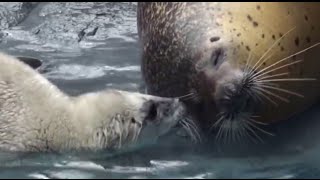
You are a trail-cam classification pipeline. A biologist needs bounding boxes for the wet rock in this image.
[0,2,38,30]
[30,2,137,47]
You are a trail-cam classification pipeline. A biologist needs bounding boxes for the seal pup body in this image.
[0,52,188,152]
[138,2,320,143]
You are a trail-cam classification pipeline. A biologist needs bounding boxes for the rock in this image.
[0,2,38,30]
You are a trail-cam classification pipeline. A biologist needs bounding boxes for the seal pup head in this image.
[72,89,193,151]
[0,52,194,152]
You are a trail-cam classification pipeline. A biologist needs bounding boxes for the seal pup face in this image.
[75,90,192,151]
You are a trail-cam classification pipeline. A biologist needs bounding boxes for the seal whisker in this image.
[215,117,226,142]
[248,117,268,126]
[257,84,304,98]
[182,118,202,143]
[251,86,279,106]
[252,41,320,79]
[252,60,303,80]
[179,121,197,142]
[244,51,253,74]
[180,119,201,143]
[211,115,224,130]
[243,122,264,143]
[176,92,195,99]
[256,72,289,81]
[246,120,274,136]
[222,121,229,145]
[257,78,317,83]
[181,122,198,142]
[226,120,233,144]
[253,85,290,103]
[231,121,236,143]
[241,122,258,144]
[248,27,296,76]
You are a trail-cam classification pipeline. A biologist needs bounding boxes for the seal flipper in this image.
[16,56,42,70]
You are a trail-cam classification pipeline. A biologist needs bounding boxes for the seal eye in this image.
[131,118,136,123]
[146,102,158,121]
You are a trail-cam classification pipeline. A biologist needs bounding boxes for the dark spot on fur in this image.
[233,28,236,31]
[272,35,276,40]
[255,43,258,46]
[241,42,244,45]
[210,36,220,42]
[247,15,253,21]
[279,33,283,37]
[287,11,290,15]
[257,5,261,10]
[262,34,265,38]
[263,62,266,66]
[228,11,232,15]
[295,37,300,46]
[281,46,284,51]
[253,21,258,27]
[305,15,309,21]
[237,33,241,37]
[246,46,251,51]
[229,20,233,23]
[312,25,315,31]
[278,42,281,46]
[306,36,311,43]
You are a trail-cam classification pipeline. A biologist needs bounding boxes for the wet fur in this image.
[0,53,183,152]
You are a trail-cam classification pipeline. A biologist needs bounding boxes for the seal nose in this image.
[210,47,225,69]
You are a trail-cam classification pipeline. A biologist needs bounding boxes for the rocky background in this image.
[0,2,141,95]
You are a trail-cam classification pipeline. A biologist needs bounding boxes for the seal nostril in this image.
[212,48,224,67]
[210,36,220,42]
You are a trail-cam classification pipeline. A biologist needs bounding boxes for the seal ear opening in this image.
[16,56,42,69]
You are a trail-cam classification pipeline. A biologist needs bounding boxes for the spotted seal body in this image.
[138,2,320,142]
[0,52,189,152]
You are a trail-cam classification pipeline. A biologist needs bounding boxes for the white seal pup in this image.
[0,52,190,153]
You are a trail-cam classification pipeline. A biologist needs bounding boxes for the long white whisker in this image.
[254,72,289,81]
[211,116,224,130]
[257,78,316,83]
[243,122,264,143]
[246,120,274,136]
[253,42,320,79]
[177,92,193,99]
[244,51,253,74]
[257,84,304,98]
[249,27,296,75]
[251,86,279,106]
[248,117,268,126]
[253,86,289,103]
[183,118,202,143]
[250,51,275,77]
[180,121,197,143]
[253,59,303,80]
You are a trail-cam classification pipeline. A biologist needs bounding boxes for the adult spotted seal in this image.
[0,52,193,153]
[138,2,320,144]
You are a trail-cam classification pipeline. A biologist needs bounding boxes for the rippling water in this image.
[1,2,320,179]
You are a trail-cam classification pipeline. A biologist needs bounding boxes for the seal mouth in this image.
[210,68,274,144]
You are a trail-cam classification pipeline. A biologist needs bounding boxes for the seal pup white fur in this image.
[0,52,187,153]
